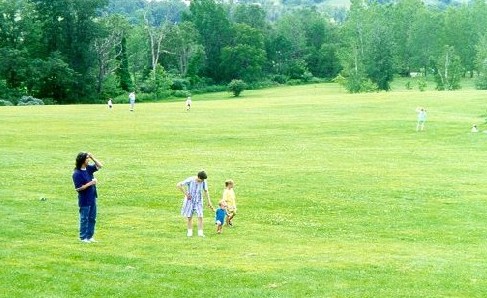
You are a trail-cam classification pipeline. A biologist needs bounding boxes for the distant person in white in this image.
[416,107,427,131]
[186,96,192,111]
[129,92,136,111]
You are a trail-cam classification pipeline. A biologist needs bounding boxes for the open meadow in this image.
[1,83,487,297]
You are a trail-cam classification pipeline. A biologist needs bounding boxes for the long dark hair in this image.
[75,152,88,170]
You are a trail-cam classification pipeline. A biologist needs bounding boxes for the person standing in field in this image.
[107,98,113,109]
[177,170,213,237]
[72,152,103,243]
[185,96,192,111]
[215,200,227,234]
[129,91,136,111]
[222,179,237,226]
[416,107,427,131]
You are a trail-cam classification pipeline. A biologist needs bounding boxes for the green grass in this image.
[1,83,487,297]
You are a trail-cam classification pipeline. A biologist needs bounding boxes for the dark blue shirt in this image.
[72,165,98,207]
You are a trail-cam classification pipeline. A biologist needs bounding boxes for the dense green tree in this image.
[474,34,487,89]
[391,0,424,75]
[270,12,309,79]
[408,8,444,76]
[435,45,463,90]
[188,0,233,82]
[220,23,266,82]
[444,5,476,77]
[232,3,268,30]
[0,0,41,93]
[27,52,78,103]
[363,3,394,90]
[33,0,109,101]
[338,0,370,92]
[297,8,340,78]
[126,24,150,89]
[164,21,205,78]
[117,36,133,91]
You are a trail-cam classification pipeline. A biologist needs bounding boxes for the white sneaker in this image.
[88,238,97,243]
[198,231,205,237]
[80,239,90,243]
[187,230,193,237]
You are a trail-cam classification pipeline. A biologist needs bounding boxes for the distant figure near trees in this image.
[129,92,136,111]
[107,98,113,109]
[471,124,478,133]
[186,96,192,111]
[416,107,427,132]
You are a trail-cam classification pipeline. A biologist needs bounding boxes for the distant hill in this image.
[277,0,470,9]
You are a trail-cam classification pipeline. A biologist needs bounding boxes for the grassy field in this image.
[1,83,487,297]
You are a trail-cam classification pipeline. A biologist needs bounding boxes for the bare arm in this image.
[177,182,189,198]
[204,190,214,210]
[88,153,103,169]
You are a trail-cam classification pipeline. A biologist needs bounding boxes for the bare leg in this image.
[187,217,193,236]
[197,217,204,236]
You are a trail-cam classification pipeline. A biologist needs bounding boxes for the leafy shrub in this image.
[17,96,44,106]
[228,79,247,97]
[417,78,427,91]
[301,71,313,82]
[287,79,304,86]
[271,75,288,84]
[171,78,190,91]
[475,74,487,90]
[0,99,13,106]
[172,90,190,98]
[199,85,227,93]
[334,73,377,93]
[42,98,57,105]
[359,79,379,92]
[247,80,277,90]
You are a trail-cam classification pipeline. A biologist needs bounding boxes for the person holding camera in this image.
[72,152,103,243]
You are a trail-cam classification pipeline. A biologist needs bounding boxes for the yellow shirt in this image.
[223,188,236,212]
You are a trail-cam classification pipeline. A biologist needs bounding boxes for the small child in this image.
[222,179,237,226]
[185,96,192,111]
[416,107,427,132]
[471,124,478,133]
[108,98,113,109]
[215,200,227,234]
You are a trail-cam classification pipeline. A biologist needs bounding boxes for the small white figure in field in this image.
[107,98,113,109]
[471,124,478,133]
[186,96,192,111]
[416,107,427,132]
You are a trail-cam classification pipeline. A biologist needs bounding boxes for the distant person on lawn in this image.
[72,152,103,243]
[129,91,136,111]
[186,96,192,111]
[416,107,427,131]
[177,170,214,237]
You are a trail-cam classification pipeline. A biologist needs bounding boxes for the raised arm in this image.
[88,153,103,170]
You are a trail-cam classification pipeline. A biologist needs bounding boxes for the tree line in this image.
[1,0,487,105]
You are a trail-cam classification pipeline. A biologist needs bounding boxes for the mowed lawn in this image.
[1,83,486,297]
